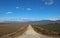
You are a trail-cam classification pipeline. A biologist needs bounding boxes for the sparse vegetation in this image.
[31,23,60,36]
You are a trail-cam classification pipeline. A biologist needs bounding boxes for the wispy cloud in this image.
[48,16,60,21]
[26,8,32,11]
[16,6,20,9]
[0,18,35,23]
[42,0,54,5]
[0,19,5,22]
[16,6,32,11]
[6,12,13,14]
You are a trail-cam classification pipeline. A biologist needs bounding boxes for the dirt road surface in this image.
[16,25,60,38]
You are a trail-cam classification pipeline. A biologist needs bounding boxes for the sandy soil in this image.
[16,25,60,38]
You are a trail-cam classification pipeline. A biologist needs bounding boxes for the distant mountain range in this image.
[0,20,60,24]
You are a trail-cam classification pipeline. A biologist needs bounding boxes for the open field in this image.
[0,24,60,38]
[31,23,60,36]
[0,24,28,38]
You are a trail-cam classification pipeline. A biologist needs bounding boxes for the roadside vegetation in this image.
[31,23,60,36]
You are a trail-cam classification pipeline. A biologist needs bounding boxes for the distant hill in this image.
[0,20,60,24]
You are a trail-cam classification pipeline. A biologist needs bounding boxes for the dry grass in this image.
[0,24,28,38]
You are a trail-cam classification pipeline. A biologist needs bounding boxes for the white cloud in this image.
[42,0,54,5]
[26,8,32,11]
[16,6,32,11]
[0,18,6,22]
[16,6,20,9]
[0,20,5,22]
[0,18,35,23]
[6,12,13,14]
[48,16,60,21]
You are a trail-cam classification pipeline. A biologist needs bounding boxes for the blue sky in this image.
[0,0,60,21]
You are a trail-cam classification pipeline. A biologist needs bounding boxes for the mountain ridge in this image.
[0,20,60,24]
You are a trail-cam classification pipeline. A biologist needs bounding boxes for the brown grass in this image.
[0,24,28,37]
